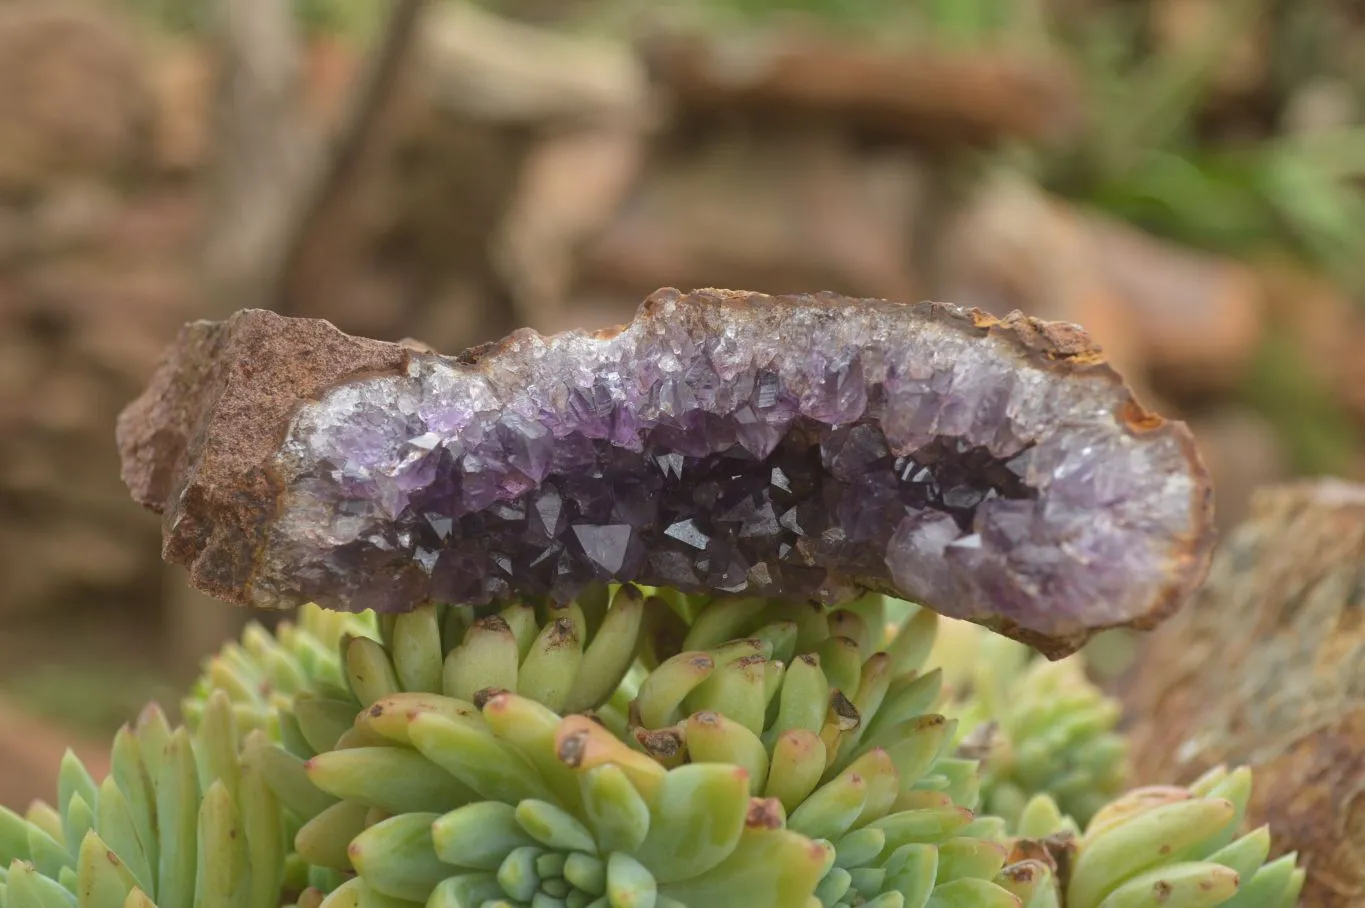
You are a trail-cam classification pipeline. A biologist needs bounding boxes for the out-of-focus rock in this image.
[1084,212,1264,397]
[1259,259,1365,428]
[0,2,153,191]
[938,173,1264,401]
[1182,407,1290,529]
[1148,0,1269,102]
[417,2,651,130]
[639,30,1082,149]
[0,245,196,621]
[577,134,924,304]
[0,181,121,267]
[497,128,646,329]
[150,33,366,176]
[0,7,195,629]
[149,38,213,173]
[573,27,1085,313]
[1118,479,1365,908]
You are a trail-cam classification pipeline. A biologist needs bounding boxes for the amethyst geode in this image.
[117,288,1214,657]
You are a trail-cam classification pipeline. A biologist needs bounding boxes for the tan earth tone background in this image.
[2,3,1365,901]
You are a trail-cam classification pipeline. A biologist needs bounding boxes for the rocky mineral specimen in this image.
[118,288,1213,657]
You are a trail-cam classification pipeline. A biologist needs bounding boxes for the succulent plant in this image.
[268,688,1301,908]
[189,587,1013,905]
[181,604,378,738]
[286,689,833,908]
[277,684,1049,908]
[1009,765,1305,908]
[185,585,648,759]
[224,591,1198,906]
[189,589,975,808]
[174,583,1311,906]
[926,618,1130,829]
[0,693,295,908]
[3,581,1310,908]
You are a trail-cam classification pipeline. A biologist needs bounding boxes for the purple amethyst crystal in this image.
[117,288,1214,657]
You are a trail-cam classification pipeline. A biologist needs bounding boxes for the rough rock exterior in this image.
[118,288,1214,658]
[1118,479,1365,907]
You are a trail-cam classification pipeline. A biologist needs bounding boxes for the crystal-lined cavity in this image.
[298,422,1035,610]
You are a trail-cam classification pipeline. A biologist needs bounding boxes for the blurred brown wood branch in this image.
[638,30,1082,150]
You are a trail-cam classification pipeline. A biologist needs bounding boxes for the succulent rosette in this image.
[0,695,298,908]
[193,586,1027,908]
[925,619,1130,829]
[0,579,1304,908]
[163,586,1300,908]
[1009,765,1305,908]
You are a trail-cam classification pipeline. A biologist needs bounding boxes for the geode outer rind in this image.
[117,288,1214,658]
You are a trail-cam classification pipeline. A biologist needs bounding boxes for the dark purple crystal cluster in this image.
[250,289,1209,646]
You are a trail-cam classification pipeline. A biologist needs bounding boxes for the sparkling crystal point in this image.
[572,524,633,573]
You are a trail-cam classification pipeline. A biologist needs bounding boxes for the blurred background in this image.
[2,0,1364,805]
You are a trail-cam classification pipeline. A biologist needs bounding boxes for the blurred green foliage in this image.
[2,661,175,735]
[119,0,383,39]
[633,0,1365,304]
[116,0,1365,287]
[1039,1,1365,302]
[115,0,1365,297]
[1242,331,1362,475]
